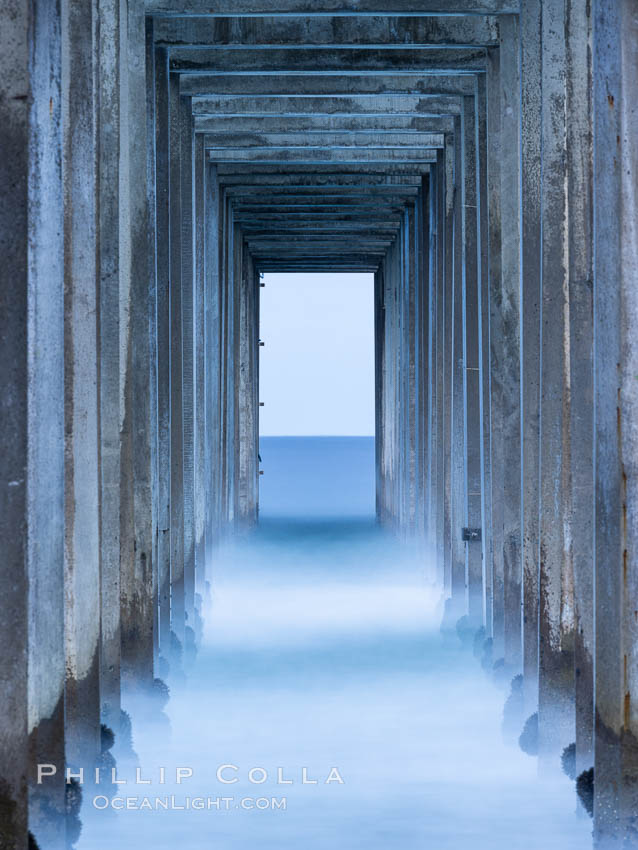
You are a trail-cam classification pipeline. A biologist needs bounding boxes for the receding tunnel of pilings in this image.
[3,2,638,848]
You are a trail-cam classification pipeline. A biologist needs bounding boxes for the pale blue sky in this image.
[258,273,375,436]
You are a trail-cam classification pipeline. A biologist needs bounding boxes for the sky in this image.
[258,273,375,436]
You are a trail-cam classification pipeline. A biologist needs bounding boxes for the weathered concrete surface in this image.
[146,0,518,14]
[441,137,455,602]
[486,40,503,657]
[98,0,123,729]
[461,94,483,629]
[593,0,638,845]
[566,0,594,777]
[153,15,500,46]
[194,134,207,609]
[62,0,102,773]
[237,242,260,527]
[448,115,467,625]
[179,90,196,647]
[205,163,223,549]
[26,2,66,843]
[1,1,65,846]
[169,71,186,657]
[496,15,522,677]
[537,0,575,761]
[519,0,542,716]
[181,73,476,98]
[153,45,173,670]
[121,0,156,690]
[170,46,487,73]
[192,94,462,116]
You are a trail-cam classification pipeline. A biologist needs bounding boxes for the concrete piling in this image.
[593,0,638,844]
[537,0,575,760]
[61,0,102,774]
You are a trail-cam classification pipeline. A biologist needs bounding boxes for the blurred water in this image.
[76,437,591,850]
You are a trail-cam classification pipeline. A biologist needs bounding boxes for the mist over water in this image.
[77,437,591,849]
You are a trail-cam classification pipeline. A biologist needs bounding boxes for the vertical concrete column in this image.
[221,198,239,528]
[442,136,455,602]
[425,173,436,547]
[226,214,238,526]
[447,114,467,625]
[116,0,134,696]
[61,0,102,769]
[204,162,222,553]
[565,0,595,775]
[194,135,207,608]
[405,201,418,535]
[389,241,399,528]
[1,1,65,844]
[461,94,483,629]
[28,4,66,844]
[486,42,504,657]
[499,16,523,674]
[168,71,185,655]
[219,190,232,526]
[397,217,407,530]
[97,0,122,727]
[434,156,447,585]
[537,0,575,758]
[0,2,30,816]
[231,220,242,525]
[374,267,386,522]
[592,1,638,843]
[520,0,542,715]
[380,240,400,527]
[121,0,156,689]
[145,17,160,674]
[238,240,259,526]
[390,237,401,527]
[252,254,261,523]
[153,45,172,670]
[418,177,430,544]
[179,92,196,640]
[477,77,492,639]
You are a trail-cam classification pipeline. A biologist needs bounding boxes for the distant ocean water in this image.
[258,436,375,519]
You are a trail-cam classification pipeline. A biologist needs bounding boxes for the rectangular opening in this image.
[258,272,375,518]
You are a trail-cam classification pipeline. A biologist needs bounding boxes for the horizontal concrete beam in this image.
[236,212,404,223]
[233,199,409,209]
[258,265,381,271]
[254,247,391,253]
[251,252,388,258]
[236,214,404,226]
[235,200,405,210]
[226,189,421,199]
[153,16,499,47]
[246,236,394,245]
[217,163,430,177]
[202,131,445,148]
[191,95,462,115]
[181,73,477,96]
[260,265,380,270]
[241,225,402,236]
[194,115,455,133]
[147,0,518,16]
[169,46,486,73]
[207,148,438,163]
[217,169,426,184]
